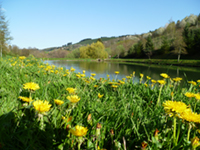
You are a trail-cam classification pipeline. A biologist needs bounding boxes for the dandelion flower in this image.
[160,73,170,78]
[54,99,64,105]
[180,110,200,123]
[185,92,195,98]
[188,81,197,86]
[33,100,51,113]
[19,56,26,60]
[146,76,151,80]
[140,74,144,78]
[70,125,88,137]
[163,100,189,117]
[70,67,75,72]
[66,88,76,94]
[67,95,80,103]
[157,80,166,85]
[83,70,85,74]
[195,93,200,100]
[18,96,33,102]
[197,80,200,83]
[91,73,96,77]
[173,77,182,82]
[151,79,157,83]
[23,82,40,91]
[115,71,119,75]
[98,93,104,98]
[111,85,118,88]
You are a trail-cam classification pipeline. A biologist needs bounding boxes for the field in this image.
[0,56,200,150]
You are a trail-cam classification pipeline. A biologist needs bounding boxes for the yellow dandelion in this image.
[91,73,96,77]
[111,85,118,88]
[146,76,151,80]
[126,76,131,79]
[18,96,33,102]
[98,93,104,98]
[33,100,51,113]
[197,80,200,83]
[70,67,75,72]
[94,85,98,88]
[140,74,144,78]
[157,80,166,85]
[83,70,85,74]
[180,110,200,123]
[122,78,126,81]
[66,88,76,94]
[195,93,200,100]
[162,100,189,117]
[151,79,157,83]
[188,81,197,86]
[69,125,88,137]
[23,82,40,91]
[115,71,119,75]
[54,99,64,105]
[185,92,195,98]
[19,56,26,60]
[173,77,182,82]
[191,137,200,149]
[67,95,80,103]
[160,73,170,78]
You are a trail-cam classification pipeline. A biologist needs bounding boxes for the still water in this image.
[44,60,200,82]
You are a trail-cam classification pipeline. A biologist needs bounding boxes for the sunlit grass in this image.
[0,56,200,149]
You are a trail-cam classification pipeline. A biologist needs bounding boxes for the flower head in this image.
[162,100,189,117]
[140,74,144,78]
[185,92,195,98]
[115,71,119,75]
[157,80,166,85]
[33,100,51,113]
[66,88,76,94]
[91,73,96,77]
[70,125,88,137]
[191,137,200,149]
[188,81,197,86]
[54,99,64,105]
[23,82,40,91]
[18,96,33,102]
[151,79,157,83]
[19,56,26,60]
[173,77,182,82]
[98,93,104,98]
[160,73,170,78]
[67,95,80,103]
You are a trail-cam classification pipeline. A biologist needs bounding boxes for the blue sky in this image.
[1,0,200,49]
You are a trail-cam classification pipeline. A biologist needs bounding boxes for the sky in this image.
[1,0,200,49]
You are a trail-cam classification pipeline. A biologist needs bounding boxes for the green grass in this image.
[0,56,200,149]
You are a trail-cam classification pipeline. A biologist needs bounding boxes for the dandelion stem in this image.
[156,85,163,107]
[187,123,192,141]
[176,119,181,144]
[173,116,177,146]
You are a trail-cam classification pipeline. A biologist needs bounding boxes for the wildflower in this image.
[146,76,151,80]
[107,75,109,78]
[67,116,73,123]
[133,71,135,75]
[91,73,96,77]
[163,100,189,117]
[144,83,148,87]
[83,70,85,74]
[141,141,148,150]
[191,137,200,149]
[160,73,170,78]
[157,80,166,85]
[70,67,75,72]
[180,110,200,123]
[18,96,33,102]
[173,77,182,82]
[67,95,80,103]
[33,100,51,113]
[126,76,131,79]
[171,92,174,96]
[185,92,195,98]
[122,78,126,81]
[23,82,40,91]
[76,74,81,78]
[154,128,159,141]
[54,99,64,105]
[90,76,95,81]
[70,125,88,137]
[119,80,125,84]
[188,81,197,86]
[140,74,144,78]
[195,93,200,100]
[197,80,200,83]
[66,88,76,94]
[62,116,66,120]
[98,93,104,98]
[111,85,118,88]
[94,85,98,88]
[87,114,92,121]
[151,79,157,83]
[115,71,119,75]
[19,56,26,60]
[80,74,85,77]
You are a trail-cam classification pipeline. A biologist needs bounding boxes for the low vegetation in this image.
[1,56,200,149]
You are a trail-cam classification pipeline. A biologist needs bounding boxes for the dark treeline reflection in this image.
[45,60,200,82]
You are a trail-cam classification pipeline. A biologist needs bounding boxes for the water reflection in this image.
[44,60,200,82]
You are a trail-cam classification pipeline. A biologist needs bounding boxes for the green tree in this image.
[116,45,125,58]
[160,36,170,54]
[134,41,143,57]
[145,36,154,59]
[0,6,12,57]
[172,35,187,62]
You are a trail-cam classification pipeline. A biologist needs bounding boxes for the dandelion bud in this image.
[141,141,148,150]
[96,123,102,137]
[87,114,92,126]
[154,128,159,141]
[191,137,200,149]
[110,129,114,136]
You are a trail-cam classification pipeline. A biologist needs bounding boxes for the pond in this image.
[44,60,200,83]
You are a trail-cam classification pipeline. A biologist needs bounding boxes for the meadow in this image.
[0,56,200,150]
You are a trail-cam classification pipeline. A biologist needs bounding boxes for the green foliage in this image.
[80,41,108,59]
[160,37,170,54]
[135,41,144,57]
[66,48,80,58]
[145,36,154,59]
